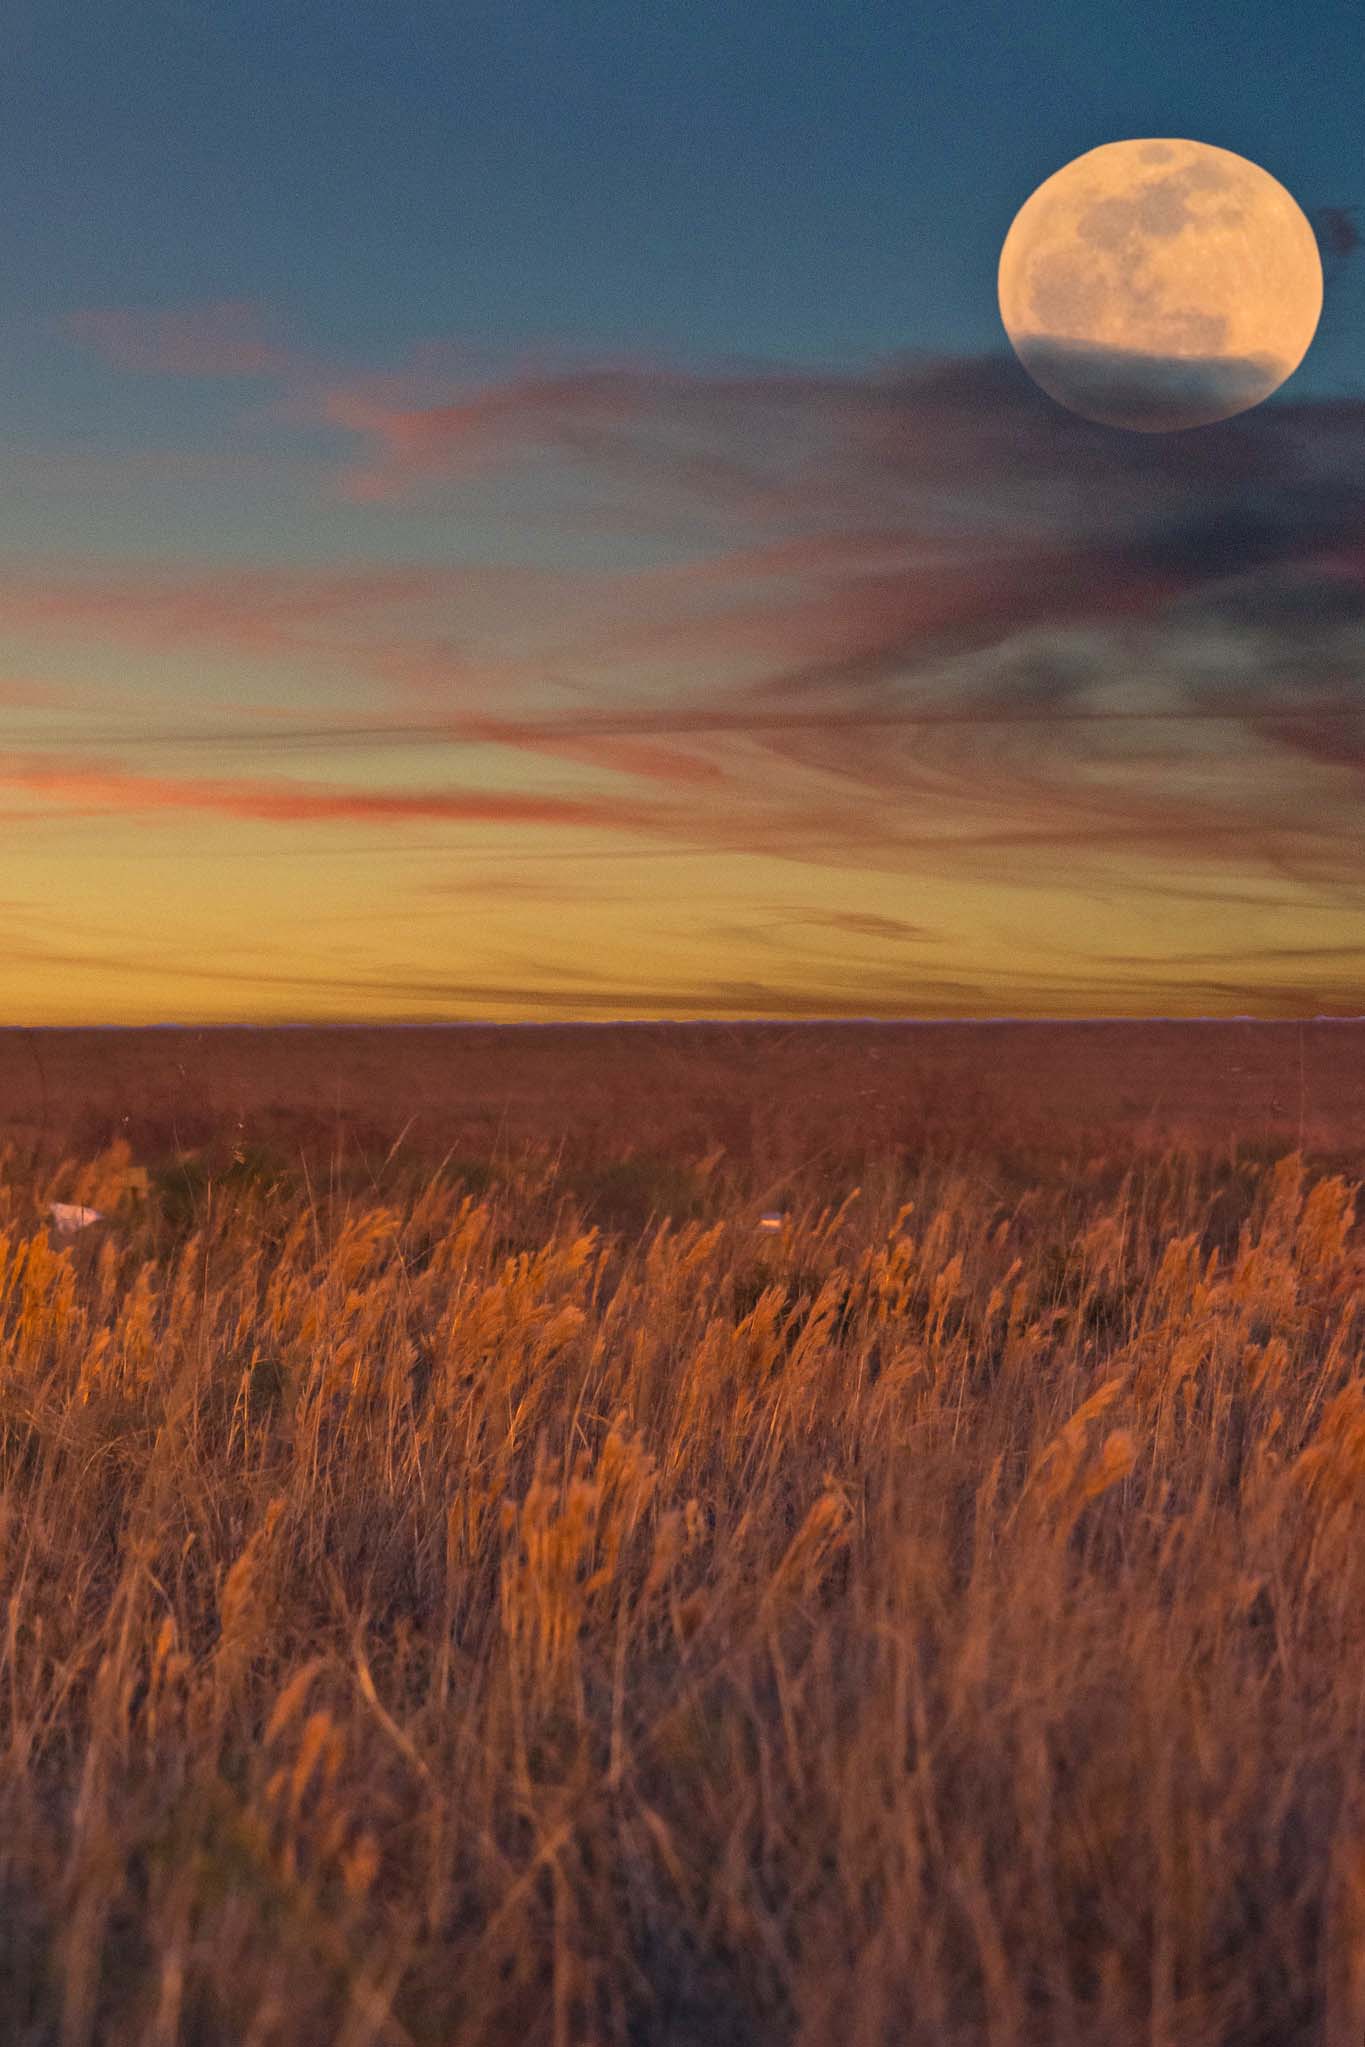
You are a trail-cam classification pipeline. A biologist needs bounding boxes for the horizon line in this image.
[3,1015,1363,1032]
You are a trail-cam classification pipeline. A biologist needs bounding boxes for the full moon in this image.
[997,138,1323,431]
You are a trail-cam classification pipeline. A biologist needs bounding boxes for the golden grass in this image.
[0,1127,1362,2044]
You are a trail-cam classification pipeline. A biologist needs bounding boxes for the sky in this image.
[2,0,1363,1023]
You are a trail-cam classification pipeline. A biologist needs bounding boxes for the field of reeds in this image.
[2,1114,1364,2045]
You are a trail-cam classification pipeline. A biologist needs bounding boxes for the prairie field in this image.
[1,1025,1364,2044]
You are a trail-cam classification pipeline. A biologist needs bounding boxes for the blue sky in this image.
[6,0,1359,375]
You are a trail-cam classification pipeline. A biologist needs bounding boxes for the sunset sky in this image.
[4,0,1363,1022]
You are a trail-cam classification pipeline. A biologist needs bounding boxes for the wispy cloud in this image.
[8,343,1365,1007]
[312,347,1365,531]
[790,909,933,941]
[0,674,79,707]
[0,561,471,667]
[0,756,674,834]
[63,299,295,378]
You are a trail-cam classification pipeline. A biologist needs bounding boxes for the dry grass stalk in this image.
[0,1129,1358,2043]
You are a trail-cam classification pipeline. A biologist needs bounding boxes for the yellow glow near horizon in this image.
[4,801,1362,1023]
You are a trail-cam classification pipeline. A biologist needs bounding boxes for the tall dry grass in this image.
[0,1127,1362,2045]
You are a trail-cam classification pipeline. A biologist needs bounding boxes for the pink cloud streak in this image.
[0,755,675,834]
[63,300,294,378]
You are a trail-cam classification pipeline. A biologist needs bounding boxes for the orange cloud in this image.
[0,675,78,707]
